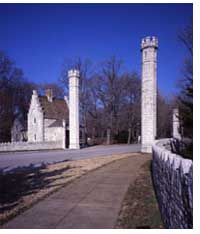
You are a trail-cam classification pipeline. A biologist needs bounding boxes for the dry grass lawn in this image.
[0,152,136,225]
[115,159,163,229]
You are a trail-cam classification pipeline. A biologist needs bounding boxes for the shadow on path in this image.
[0,161,72,214]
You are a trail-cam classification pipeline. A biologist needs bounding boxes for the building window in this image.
[34,118,36,124]
[34,134,36,141]
[144,51,147,59]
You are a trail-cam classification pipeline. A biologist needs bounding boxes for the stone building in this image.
[28,89,69,147]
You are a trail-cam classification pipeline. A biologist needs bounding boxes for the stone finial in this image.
[33,90,38,96]
[141,36,158,50]
[173,108,181,139]
[173,108,179,121]
[68,69,80,78]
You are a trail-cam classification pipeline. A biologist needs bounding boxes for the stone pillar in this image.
[141,36,158,153]
[68,70,80,149]
[173,108,181,139]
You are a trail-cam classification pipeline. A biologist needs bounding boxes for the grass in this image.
[0,152,135,226]
[115,160,163,229]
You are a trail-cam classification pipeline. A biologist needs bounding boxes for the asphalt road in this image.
[0,144,141,172]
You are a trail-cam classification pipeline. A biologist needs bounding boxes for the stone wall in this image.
[0,141,63,152]
[152,138,193,228]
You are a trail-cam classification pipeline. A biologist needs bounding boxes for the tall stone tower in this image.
[141,36,158,153]
[68,69,80,149]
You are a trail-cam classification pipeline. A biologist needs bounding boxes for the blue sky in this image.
[0,3,192,96]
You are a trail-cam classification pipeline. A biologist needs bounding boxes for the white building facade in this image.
[27,89,68,147]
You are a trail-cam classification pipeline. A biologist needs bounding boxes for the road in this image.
[0,144,141,172]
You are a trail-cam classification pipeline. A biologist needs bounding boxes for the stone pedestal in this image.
[141,36,158,153]
[68,70,80,149]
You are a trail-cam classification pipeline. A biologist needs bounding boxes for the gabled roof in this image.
[39,96,69,121]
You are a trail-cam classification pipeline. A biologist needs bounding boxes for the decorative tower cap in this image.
[141,36,158,50]
[33,90,38,95]
[68,69,80,78]
[173,108,179,114]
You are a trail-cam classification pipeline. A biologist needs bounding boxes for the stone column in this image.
[173,108,181,139]
[68,70,80,149]
[141,36,158,153]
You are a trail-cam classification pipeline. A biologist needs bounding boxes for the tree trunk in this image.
[92,127,95,144]
[127,127,131,144]
[106,128,111,145]
[82,128,87,146]
[101,130,104,143]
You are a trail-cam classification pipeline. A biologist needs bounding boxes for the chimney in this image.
[45,89,53,102]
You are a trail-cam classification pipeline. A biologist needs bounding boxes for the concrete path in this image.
[3,154,149,229]
[0,144,141,172]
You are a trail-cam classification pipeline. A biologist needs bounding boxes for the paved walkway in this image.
[3,154,149,229]
[0,144,141,172]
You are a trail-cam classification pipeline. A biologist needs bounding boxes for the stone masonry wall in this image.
[152,138,193,228]
[0,141,63,152]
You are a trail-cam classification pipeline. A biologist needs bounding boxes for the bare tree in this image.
[178,21,193,140]
[157,92,173,139]
[176,21,193,159]
[0,51,36,142]
[60,56,140,145]
[94,57,127,144]
[120,72,141,144]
